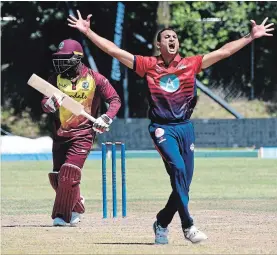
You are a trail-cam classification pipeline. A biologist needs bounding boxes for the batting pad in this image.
[49,171,85,214]
[73,196,85,214]
[48,172,59,191]
[51,163,81,223]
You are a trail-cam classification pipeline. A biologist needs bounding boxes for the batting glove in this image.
[44,94,64,113]
[92,114,112,134]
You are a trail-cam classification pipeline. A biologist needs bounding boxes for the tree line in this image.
[2,1,276,124]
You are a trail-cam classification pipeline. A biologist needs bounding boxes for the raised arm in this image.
[202,17,274,69]
[68,10,134,69]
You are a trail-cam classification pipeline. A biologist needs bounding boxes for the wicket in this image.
[101,142,127,218]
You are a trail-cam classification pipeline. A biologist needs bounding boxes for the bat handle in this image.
[81,110,96,123]
[81,110,110,132]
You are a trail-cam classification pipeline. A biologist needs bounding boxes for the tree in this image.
[1,1,158,135]
[170,1,277,100]
[153,1,171,56]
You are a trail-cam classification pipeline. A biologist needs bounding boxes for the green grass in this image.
[2,158,277,215]
[1,158,277,254]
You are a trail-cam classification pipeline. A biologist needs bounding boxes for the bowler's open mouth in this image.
[169,43,175,50]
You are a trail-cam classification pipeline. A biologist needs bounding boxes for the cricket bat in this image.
[27,73,96,123]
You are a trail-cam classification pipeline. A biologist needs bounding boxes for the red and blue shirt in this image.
[134,54,202,123]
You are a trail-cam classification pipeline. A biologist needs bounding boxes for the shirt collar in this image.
[79,63,89,77]
[157,54,182,65]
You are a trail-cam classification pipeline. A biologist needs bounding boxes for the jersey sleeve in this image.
[191,55,203,74]
[94,72,121,119]
[134,55,152,77]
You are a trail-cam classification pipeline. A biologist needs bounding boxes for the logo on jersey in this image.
[82,81,89,90]
[155,65,163,74]
[159,74,180,92]
[177,64,187,70]
[69,92,87,100]
[155,128,165,138]
[190,143,195,151]
[59,83,68,88]
[58,42,64,50]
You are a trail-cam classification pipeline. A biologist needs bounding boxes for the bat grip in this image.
[81,111,110,132]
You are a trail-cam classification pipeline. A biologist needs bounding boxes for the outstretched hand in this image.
[250,17,274,39]
[67,10,92,35]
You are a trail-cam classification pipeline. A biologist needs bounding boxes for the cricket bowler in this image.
[68,10,274,242]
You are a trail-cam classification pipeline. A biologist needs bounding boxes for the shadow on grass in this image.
[94,242,155,245]
[2,225,52,227]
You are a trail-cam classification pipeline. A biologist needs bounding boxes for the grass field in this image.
[1,158,277,254]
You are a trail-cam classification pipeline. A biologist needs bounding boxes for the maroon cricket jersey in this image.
[134,54,203,123]
[41,64,121,138]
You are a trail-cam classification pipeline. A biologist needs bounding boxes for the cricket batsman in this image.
[41,39,121,226]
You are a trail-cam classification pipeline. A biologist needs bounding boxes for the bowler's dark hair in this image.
[157,28,177,42]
